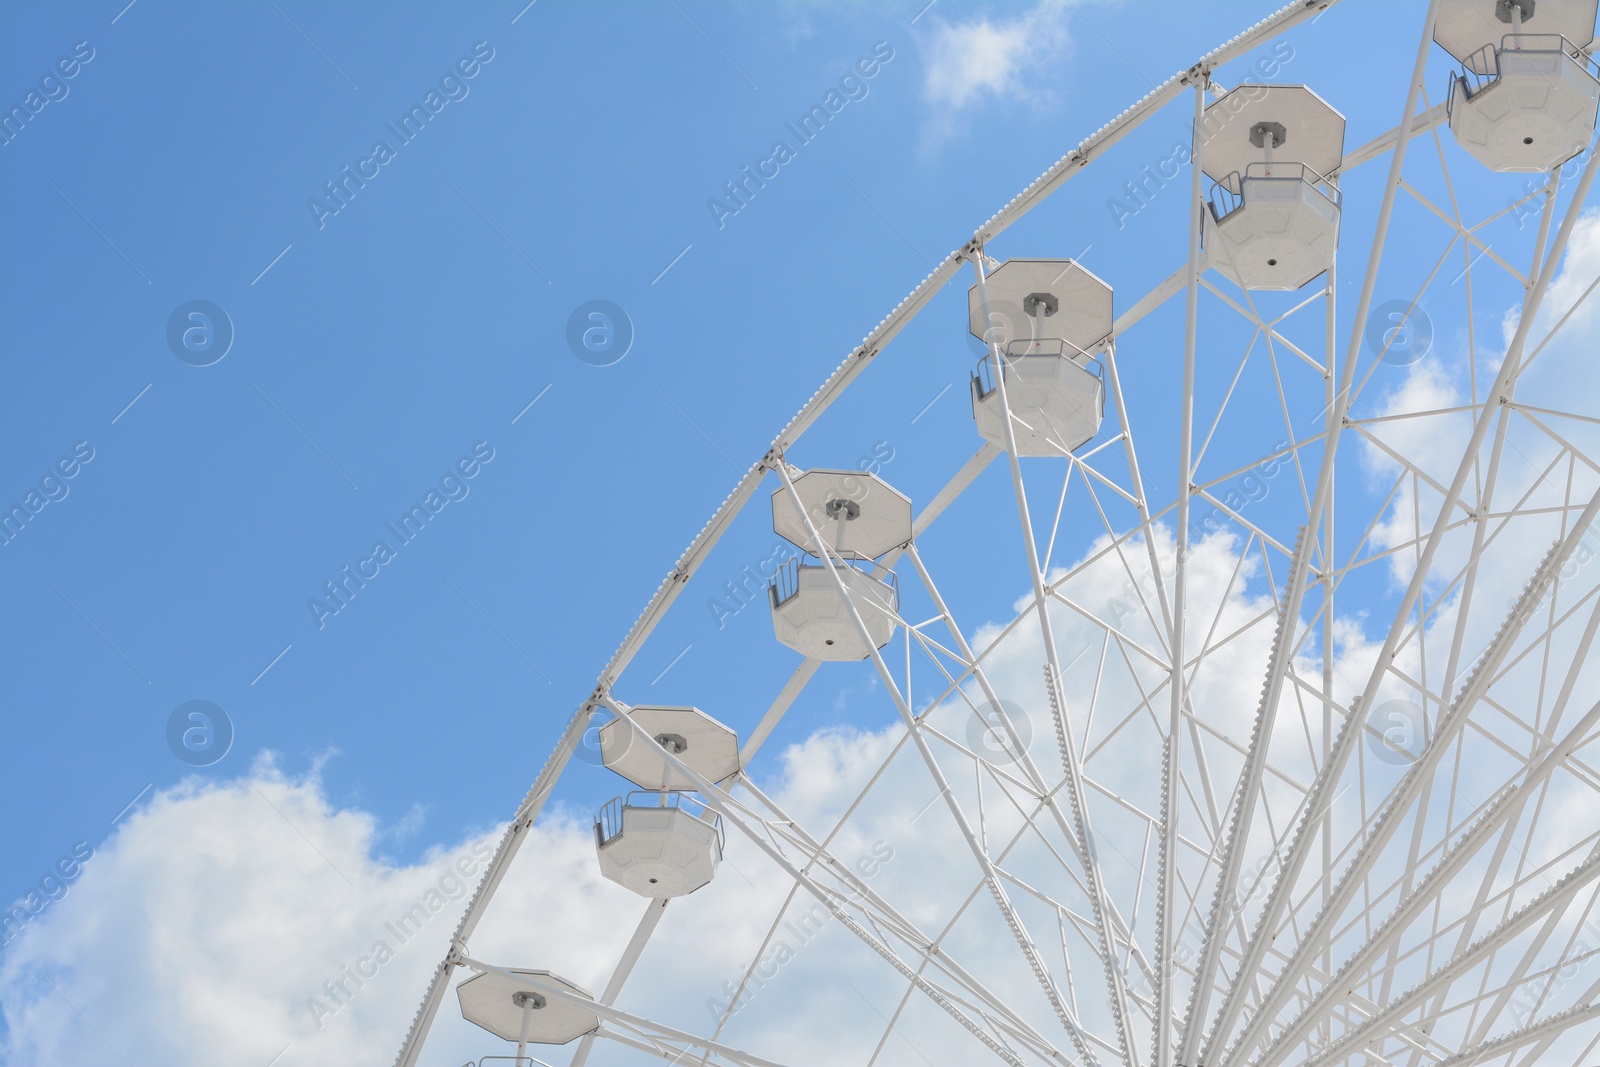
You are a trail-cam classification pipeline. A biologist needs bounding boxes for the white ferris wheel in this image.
[394,0,1600,1065]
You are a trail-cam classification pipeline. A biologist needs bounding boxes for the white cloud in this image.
[0,754,509,1067]
[5,489,1596,1064]
[916,1,1072,143]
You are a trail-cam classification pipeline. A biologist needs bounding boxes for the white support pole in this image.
[1318,208,1338,1049]
[1251,692,1600,1067]
[1431,1002,1600,1067]
[514,993,533,1067]
[970,250,1136,1067]
[1373,168,1562,1019]
[737,659,819,766]
[567,897,668,1067]
[733,770,1094,1049]
[1294,842,1600,1067]
[1101,342,1183,642]
[389,700,595,1067]
[1234,534,1600,1067]
[905,541,1156,988]
[1158,75,1207,1067]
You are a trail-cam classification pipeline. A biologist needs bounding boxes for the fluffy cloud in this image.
[0,755,508,1067]
[3,495,1594,1065]
[916,1,1072,144]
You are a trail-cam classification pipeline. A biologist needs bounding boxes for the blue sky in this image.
[0,0,1367,879]
[4,1,1598,1063]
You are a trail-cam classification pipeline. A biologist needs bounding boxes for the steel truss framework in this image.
[397,1,1600,1065]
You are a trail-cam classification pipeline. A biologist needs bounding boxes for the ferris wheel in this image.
[394,0,1600,1064]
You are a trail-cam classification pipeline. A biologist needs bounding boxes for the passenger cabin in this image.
[1201,85,1346,291]
[593,705,737,898]
[594,791,724,898]
[967,258,1111,456]
[768,469,910,661]
[770,557,899,660]
[1437,0,1600,172]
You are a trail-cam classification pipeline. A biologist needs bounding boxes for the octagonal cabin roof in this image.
[1434,0,1597,62]
[771,468,912,560]
[967,259,1113,358]
[457,968,599,1045]
[1200,84,1346,183]
[599,705,739,790]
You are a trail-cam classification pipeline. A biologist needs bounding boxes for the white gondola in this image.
[1438,0,1599,172]
[971,338,1105,456]
[769,557,899,660]
[594,790,724,898]
[592,705,737,898]
[967,258,1111,456]
[457,968,599,1046]
[768,468,909,660]
[1201,85,1346,291]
